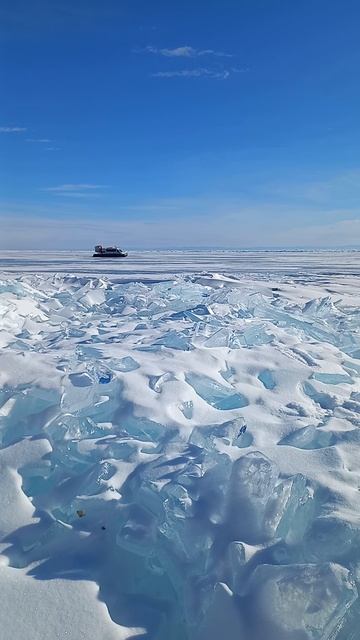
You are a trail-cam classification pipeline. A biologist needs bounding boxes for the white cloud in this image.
[151,67,231,79]
[143,45,232,58]
[26,138,52,143]
[136,44,246,80]
[0,126,27,133]
[43,184,107,195]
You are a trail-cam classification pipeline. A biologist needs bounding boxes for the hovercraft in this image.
[93,245,128,258]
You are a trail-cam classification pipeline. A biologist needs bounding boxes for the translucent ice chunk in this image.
[116,504,158,556]
[119,416,175,444]
[159,515,214,568]
[279,425,336,449]
[195,583,244,640]
[239,323,274,346]
[69,372,93,387]
[264,473,310,540]
[45,413,109,441]
[204,327,245,349]
[312,372,353,385]
[185,373,249,410]
[342,360,360,376]
[246,563,357,640]
[85,361,114,384]
[81,460,116,496]
[171,304,211,321]
[134,322,148,330]
[220,365,236,382]
[179,400,194,419]
[155,330,193,351]
[98,372,112,384]
[258,370,276,390]
[301,296,337,316]
[0,386,60,445]
[149,372,176,393]
[303,382,337,410]
[98,438,137,461]
[113,356,140,372]
[190,417,247,449]
[140,447,203,489]
[225,542,247,595]
[64,325,87,338]
[226,451,279,543]
[75,344,103,360]
[303,517,358,563]
[203,328,232,348]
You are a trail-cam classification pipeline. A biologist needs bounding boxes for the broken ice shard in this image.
[226,451,279,543]
[190,417,247,449]
[245,563,357,639]
[185,373,248,410]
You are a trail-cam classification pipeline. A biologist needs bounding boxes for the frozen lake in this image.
[1,249,360,281]
[1,252,360,639]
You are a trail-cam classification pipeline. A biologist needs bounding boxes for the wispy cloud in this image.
[0,126,27,133]
[151,67,246,80]
[43,184,107,197]
[142,45,233,58]
[135,43,246,80]
[27,138,60,151]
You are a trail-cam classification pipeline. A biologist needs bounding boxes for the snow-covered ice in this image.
[1,250,360,639]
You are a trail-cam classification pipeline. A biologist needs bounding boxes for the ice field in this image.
[1,250,360,639]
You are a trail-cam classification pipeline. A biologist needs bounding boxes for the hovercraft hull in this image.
[93,253,128,258]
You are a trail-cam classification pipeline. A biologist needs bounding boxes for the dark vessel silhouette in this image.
[93,244,128,258]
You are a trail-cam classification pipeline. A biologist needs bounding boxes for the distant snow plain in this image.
[1,250,360,640]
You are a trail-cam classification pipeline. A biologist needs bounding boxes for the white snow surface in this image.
[1,250,360,639]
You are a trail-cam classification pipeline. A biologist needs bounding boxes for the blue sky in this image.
[1,0,360,249]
